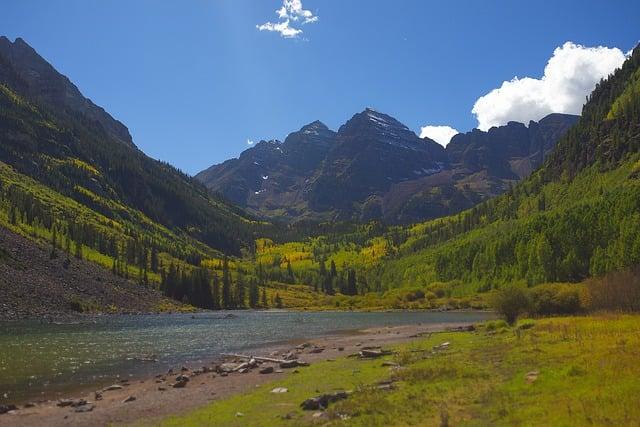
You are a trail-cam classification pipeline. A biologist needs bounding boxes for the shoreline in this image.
[0,321,477,427]
[0,307,494,323]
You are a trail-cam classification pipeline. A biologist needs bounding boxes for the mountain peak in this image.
[300,120,330,134]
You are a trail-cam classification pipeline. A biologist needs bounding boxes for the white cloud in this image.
[420,125,459,147]
[472,42,626,131]
[257,0,318,39]
[256,20,302,38]
[247,138,255,146]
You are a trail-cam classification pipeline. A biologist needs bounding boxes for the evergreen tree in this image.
[274,293,283,309]
[235,270,245,308]
[286,259,294,283]
[211,272,221,310]
[49,226,58,259]
[221,257,232,309]
[261,286,268,308]
[150,246,159,272]
[74,240,82,259]
[330,260,337,278]
[248,278,259,308]
[346,269,357,296]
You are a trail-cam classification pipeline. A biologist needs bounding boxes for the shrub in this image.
[529,283,583,315]
[491,286,530,325]
[485,320,508,331]
[404,289,425,302]
[584,267,640,312]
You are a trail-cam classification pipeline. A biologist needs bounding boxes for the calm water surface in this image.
[0,310,494,403]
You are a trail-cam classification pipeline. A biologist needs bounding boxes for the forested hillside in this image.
[260,45,640,307]
[0,37,276,315]
[382,45,640,292]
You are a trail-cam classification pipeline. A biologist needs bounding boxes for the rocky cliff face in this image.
[0,36,135,148]
[197,109,578,224]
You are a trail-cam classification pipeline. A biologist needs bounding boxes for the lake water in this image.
[0,310,494,403]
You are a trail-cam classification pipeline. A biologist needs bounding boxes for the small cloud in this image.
[419,125,459,147]
[472,42,627,131]
[256,20,302,39]
[257,0,318,39]
[247,138,255,145]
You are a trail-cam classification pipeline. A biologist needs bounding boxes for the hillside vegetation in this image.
[258,46,640,311]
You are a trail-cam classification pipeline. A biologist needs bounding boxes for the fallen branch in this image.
[220,353,287,364]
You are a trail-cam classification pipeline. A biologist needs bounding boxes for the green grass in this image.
[155,314,640,426]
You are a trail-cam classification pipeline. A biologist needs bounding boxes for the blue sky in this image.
[1,0,638,174]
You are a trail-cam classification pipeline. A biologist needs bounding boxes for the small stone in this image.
[525,371,539,383]
[73,404,95,413]
[158,387,167,391]
[103,384,123,392]
[235,412,244,417]
[122,396,136,403]
[271,387,288,394]
[0,404,17,414]
[57,399,86,408]
[259,366,274,374]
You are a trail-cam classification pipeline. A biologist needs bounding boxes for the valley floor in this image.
[159,314,640,427]
[2,314,639,426]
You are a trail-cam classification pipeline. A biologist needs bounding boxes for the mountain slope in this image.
[197,109,577,224]
[374,45,640,292]
[0,36,134,148]
[0,36,256,255]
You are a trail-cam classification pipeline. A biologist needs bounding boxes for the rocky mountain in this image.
[197,109,578,224]
[0,37,256,255]
[0,36,134,148]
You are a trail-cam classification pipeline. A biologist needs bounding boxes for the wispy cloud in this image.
[257,0,318,39]
[246,138,255,146]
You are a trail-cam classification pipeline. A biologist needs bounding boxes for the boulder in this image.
[73,404,95,413]
[175,375,190,383]
[0,404,17,415]
[280,360,309,369]
[57,399,86,408]
[259,366,274,374]
[300,391,349,410]
[218,363,240,373]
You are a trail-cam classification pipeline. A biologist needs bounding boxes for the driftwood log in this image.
[220,353,287,364]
